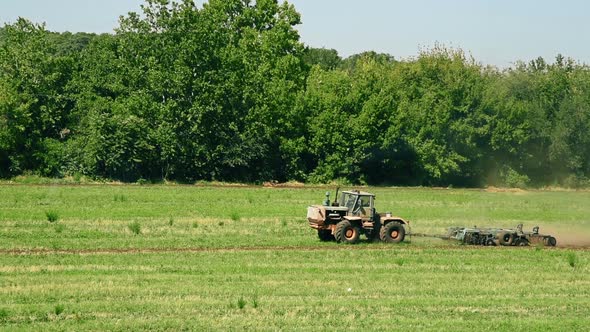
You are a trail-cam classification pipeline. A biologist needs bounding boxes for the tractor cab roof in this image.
[341,190,374,197]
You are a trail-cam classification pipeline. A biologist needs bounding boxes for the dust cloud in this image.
[541,225,590,248]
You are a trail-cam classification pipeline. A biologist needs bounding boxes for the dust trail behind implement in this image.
[542,225,590,248]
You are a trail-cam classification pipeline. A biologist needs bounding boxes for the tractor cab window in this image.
[342,193,358,210]
[359,196,371,208]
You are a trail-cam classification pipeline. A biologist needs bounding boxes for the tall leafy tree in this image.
[0,18,76,177]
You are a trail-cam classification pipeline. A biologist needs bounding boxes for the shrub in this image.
[45,211,59,223]
[500,166,530,188]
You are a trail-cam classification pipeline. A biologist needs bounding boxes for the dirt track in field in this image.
[0,243,587,256]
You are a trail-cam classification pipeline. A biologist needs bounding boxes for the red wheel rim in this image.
[345,228,354,239]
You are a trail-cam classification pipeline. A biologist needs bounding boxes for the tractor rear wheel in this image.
[334,220,360,244]
[498,232,514,246]
[317,229,335,242]
[380,221,405,243]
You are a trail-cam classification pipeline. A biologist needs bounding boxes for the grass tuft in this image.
[45,210,59,223]
[230,211,240,222]
[567,252,578,268]
[54,304,65,316]
[114,194,127,202]
[237,297,246,310]
[252,295,259,309]
[168,217,174,226]
[192,221,199,228]
[54,223,65,233]
[128,221,142,235]
[0,308,8,321]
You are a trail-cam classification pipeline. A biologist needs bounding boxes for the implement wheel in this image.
[498,232,514,246]
[335,220,360,244]
[514,238,529,246]
[380,221,405,243]
[546,236,557,247]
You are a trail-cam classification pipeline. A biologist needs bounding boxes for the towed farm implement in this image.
[441,224,557,247]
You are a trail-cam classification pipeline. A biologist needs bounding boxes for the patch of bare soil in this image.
[485,186,527,193]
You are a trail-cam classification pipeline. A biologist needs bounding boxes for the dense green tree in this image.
[302,47,342,70]
[70,0,306,182]
[0,18,76,177]
[1,1,590,188]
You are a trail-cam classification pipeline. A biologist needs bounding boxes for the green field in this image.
[1,185,589,330]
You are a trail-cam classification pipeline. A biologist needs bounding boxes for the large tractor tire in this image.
[317,229,335,242]
[545,236,557,247]
[334,220,360,244]
[498,232,514,246]
[380,221,405,243]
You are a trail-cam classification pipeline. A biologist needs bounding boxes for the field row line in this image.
[0,244,583,256]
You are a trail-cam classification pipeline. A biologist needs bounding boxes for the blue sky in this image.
[1,0,589,67]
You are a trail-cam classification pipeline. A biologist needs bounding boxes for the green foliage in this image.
[500,166,531,188]
[54,223,65,233]
[1,2,590,188]
[237,297,246,310]
[54,304,65,316]
[0,308,8,322]
[45,210,59,223]
[128,221,141,235]
[229,211,240,222]
[302,47,342,70]
[567,252,578,268]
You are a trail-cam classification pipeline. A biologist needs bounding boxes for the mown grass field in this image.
[1,184,589,330]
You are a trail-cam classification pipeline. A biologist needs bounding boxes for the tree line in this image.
[1,0,589,187]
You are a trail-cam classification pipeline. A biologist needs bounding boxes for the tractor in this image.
[306,189,409,244]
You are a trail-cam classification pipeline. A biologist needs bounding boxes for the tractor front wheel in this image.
[335,220,360,244]
[380,221,405,243]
